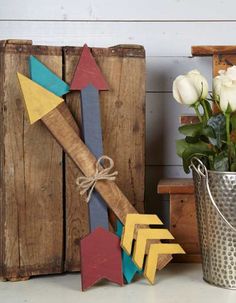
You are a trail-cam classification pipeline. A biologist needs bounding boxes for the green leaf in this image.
[178,123,203,137]
[178,123,215,140]
[207,114,226,148]
[231,114,236,130]
[181,141,214,173]
[213,151,229,171]
[176,139,188,157]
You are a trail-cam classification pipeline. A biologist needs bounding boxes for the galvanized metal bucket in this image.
[190,158,236,289]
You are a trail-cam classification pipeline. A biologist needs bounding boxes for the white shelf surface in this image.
[0,264,235,303]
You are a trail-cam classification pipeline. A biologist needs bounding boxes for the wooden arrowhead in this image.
[17,73,63,124]
[80,227,123,291]
[29,55,70,97]
[70,44,109,91]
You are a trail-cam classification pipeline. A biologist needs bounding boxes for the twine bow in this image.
[76,155,118,203]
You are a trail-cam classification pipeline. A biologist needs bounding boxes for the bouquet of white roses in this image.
[173,67,236,173]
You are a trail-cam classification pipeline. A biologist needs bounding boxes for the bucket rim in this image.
[206,170,236,175]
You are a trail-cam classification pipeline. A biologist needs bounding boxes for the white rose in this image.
[219,66,236,81]
[219,81,236,112]
[213,74,232,100]
[173,69,208,105]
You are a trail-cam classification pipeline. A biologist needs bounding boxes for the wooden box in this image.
[0,40,145,280]
[158,179,201,263]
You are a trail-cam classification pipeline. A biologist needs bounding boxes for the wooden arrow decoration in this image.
[17,73,172,281]
[80,227,123,290]
[121,214,185,284]
[70,44,109,231]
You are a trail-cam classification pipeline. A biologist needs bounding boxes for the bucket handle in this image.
[190,157,236,233]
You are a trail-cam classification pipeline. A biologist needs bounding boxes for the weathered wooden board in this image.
[0,40,64,280]
[64,45,145,271]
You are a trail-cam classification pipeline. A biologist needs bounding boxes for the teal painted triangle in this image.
[29,56,70,96]
[116,220,142,283]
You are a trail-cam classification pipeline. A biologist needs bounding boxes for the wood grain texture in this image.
[158,178,200,263]
[169,194,200,262]
[158,179,194,194]
[192,45,236,56]
[0,40,64,280]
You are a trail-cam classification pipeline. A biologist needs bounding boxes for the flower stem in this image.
[201,99,210,121]
[226,113,231,169]
[193,103,203,122]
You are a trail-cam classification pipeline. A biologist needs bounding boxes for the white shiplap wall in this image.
[0,0,235,215]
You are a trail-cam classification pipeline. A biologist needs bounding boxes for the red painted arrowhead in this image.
[70,44,109,91]
[80,227,123,291]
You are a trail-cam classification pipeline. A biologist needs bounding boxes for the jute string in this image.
[76,155,118,203]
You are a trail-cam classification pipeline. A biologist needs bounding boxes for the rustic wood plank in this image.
[21,53,64,277]
[192,45,236,56]
[98,45,145,213]
[0,41,64,280]
[157,179,194,194]
[0,40,5,280]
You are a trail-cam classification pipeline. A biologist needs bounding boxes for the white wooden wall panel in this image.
[147,57,212,92]
[146,93,192,166]
[0,0,235,21]
[0,21,235,56]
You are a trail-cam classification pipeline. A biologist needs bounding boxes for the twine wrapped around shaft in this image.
[76,155,118,203]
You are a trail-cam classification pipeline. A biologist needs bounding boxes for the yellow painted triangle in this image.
[17,73,64,124]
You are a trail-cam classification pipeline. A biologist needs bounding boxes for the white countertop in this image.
[0,264,235,303]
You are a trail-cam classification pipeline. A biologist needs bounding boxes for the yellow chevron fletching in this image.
[145,243,185,284]
[17,73,64,124]
[121,214,186,285]
[121,214,163,254]
[133,228,174,269]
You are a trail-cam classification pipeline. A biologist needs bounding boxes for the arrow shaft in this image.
[41,105,137,224]
[80,85,108,231]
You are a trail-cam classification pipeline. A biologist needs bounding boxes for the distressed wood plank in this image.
[0,41,64,280]
[157,179,194,194]
[21,52,64,276]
